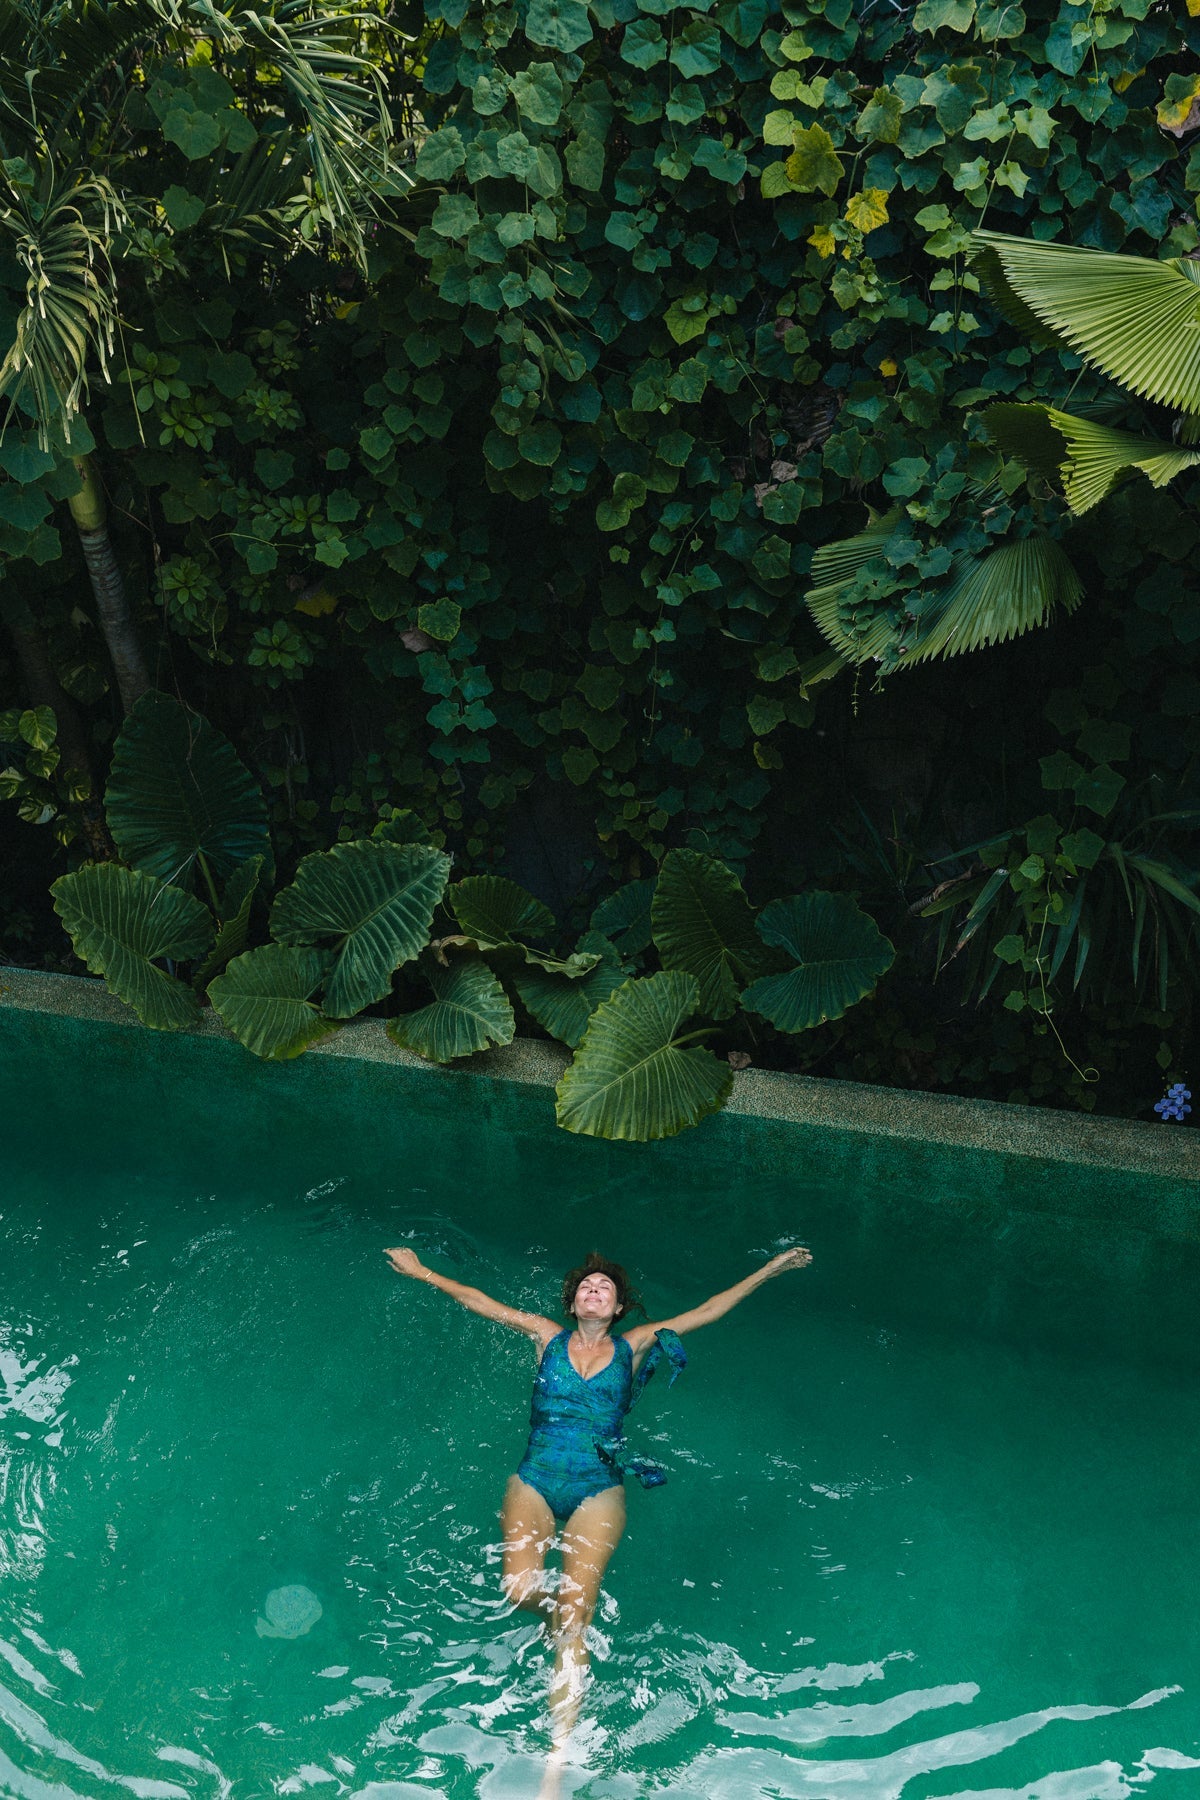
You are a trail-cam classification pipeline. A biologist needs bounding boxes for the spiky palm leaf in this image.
[0,0,171,161]
[0,0,406,439]
[971,230,1200,415]
[806,521,1081,666]
[0,169,123,439]
[983,402,1200,514]
[198,1,404,257]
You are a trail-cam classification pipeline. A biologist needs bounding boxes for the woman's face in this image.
[572,1272,619,1322]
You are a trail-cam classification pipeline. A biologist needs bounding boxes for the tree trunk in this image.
[0,583,113,860]
[67,455,152,714]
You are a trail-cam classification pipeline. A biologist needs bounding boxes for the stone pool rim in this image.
[2,964,1193,1186]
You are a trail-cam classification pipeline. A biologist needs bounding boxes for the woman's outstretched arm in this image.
[624,1247,812,1353]
[384,1247,560,1346]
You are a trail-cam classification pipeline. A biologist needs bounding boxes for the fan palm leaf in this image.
[983,402,1200,514]
[806,520,1081,666]
[971,230,1200,414]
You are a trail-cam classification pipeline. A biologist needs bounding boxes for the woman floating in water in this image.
[383,1243,812,1753]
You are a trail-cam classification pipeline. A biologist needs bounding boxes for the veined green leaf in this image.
[207,944,336,1059]
[387,952,515,1062]
[651,848,774,1019]
[513,932,628,1047]
[270,841,451,1018]
[590,878,654,955]
[105,692,269,886]
[555,971,732,1141]
[448,875,555,946]
[741,892,894,1032]
[51,863,213,1030]
[971,230,1200,413]
[983,403,1200,513]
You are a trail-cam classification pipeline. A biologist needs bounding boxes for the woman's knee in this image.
[501,1564,551,1613]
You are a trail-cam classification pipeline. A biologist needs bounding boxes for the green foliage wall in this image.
[1,0,1198,1113]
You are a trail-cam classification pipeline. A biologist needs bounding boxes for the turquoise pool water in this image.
[2,1013,1199,1799]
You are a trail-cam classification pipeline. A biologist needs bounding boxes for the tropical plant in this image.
[47,696,897,1137]
[0,0,407,709]
[805,508,1083,674]
[971,232,1200,515]
[919,801,1200,1021]
[5,0,1198,1120]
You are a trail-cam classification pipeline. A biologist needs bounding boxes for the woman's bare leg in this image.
[548,1484,626,1748]
[500,1475,556,1619]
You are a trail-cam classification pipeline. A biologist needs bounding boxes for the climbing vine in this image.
[0,0,1197,1114]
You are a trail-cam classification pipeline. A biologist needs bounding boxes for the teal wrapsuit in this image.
[515,1328,687,1522]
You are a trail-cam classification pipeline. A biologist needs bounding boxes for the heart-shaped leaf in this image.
[590,878,654,955]
[105,693,269,885]
[448,875,555,946]
[51,863,214,1030]
[513,932,628,1047]
[270,841,451,1018]
[556,970,732,1140]
[741,892,895,1032]
[388,952,515,1062]
[652,849,774,1019]
[207,944,336,1059]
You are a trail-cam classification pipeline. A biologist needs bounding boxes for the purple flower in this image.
[1155,1083,1192,1122]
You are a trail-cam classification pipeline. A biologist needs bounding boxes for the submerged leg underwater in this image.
[2,1014,1199,1798]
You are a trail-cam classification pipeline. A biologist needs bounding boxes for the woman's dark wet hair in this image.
[561,1253,643,1324]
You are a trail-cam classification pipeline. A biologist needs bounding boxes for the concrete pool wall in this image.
[2,966,1194,1243]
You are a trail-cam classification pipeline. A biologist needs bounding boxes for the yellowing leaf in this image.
[784,123,842,195]
[880,356,898,376]
[808,225,837,258]
[295,587,338,616]
[1156,73,1200,135]
[844,187,889,232]
[1113,66,1143,91]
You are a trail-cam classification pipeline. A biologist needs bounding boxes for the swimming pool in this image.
[2,975,1199,1799]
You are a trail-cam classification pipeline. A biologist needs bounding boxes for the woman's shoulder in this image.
[619,1323,657,1352]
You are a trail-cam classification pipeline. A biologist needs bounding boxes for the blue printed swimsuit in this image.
[515,1328,686,1523]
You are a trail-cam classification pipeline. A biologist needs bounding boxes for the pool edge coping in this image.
[1,965,1195,1182]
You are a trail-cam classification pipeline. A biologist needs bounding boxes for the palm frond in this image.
[971,229,1200,415]
[0,0,180,162]
[806,517,1081,667]
[0,167,124,442]
[983,402,1200,513]
[196,1,407,261]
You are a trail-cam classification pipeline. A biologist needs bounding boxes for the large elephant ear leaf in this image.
[207,944,336,1059]
[590,878,654,956]
[193,854,264,989]
[513,932,628,1047]
[971,230,1200,413]
[269,841,451,1018]
[555,970,733,1141]
[741,892,894,1032]
[104,693,269,885]
[51,863,214,1030]
[652,849,773,1019]
[387,951,515,1062]
[448,875,555,946]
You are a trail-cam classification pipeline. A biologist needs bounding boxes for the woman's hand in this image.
[760,1246,813,1278]
[384,1246,427,1279]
